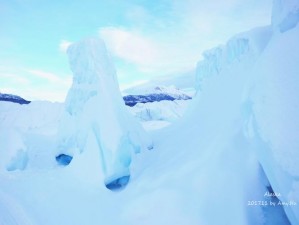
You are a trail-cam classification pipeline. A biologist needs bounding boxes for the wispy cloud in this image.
[100,27,159,66]
[119,79,149,92]
[99,0,272,79]
[0,73,31,85]
[99,27,200,75]
[25,69,71,85]
[26,69,62,82]
[59,40,73,53]
[0,67,72,102]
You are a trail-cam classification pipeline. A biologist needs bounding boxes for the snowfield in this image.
[0,0,299,224]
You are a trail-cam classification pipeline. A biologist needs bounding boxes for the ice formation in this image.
[129,100,190,122]
[56,38,152,189]
[250,6,299,223]
[0,101,63,171]
[272,0,299,32]
[190,1,299,223]
[195,26,272,91]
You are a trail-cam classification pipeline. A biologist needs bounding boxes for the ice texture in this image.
[129,100,190,122]
[186,20,298,224]
[0,101,63,171]
[195,26,272,91]
[56,38,152,188]
[123,86,191,107]
[272,0,299,32]
[250,23,299,224]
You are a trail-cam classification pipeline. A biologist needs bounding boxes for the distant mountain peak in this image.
[0,93,31,105]
[123,85,192,107]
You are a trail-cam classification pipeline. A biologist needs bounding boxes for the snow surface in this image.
[0,1,299,224]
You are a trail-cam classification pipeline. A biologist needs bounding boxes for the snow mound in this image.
[56,37,153,189]
[0,101,63,172]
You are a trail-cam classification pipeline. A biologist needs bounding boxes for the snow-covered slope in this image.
[0,101,63,171]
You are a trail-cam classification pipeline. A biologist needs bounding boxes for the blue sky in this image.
[0,0,272,101]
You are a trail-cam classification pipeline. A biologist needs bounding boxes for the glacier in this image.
[0,0,298,224]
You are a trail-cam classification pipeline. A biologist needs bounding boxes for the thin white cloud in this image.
[100,27,159,66]
[0,73,31,85]
[26,69,61,82]
[59,40,73,53]
[0,68,72,102]
[25,69,71,86]
[99,0,272,79]
[0,68,71,102]
[119,79,149,92]
[22,88,69,102]
[99,26,202,76]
